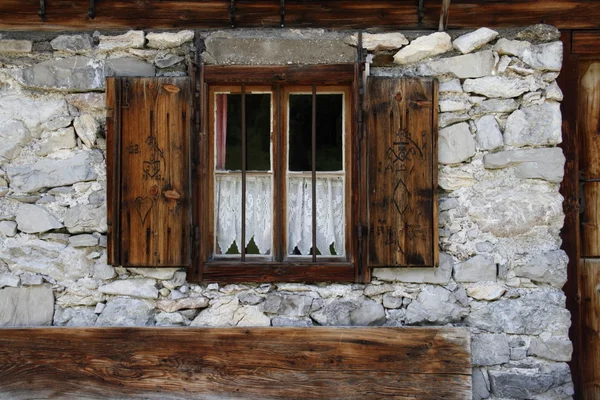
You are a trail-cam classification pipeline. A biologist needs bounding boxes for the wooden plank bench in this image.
[0,327,471,399]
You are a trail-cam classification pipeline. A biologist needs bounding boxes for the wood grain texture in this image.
[204,64,355,85]
[580,259,600,400]
[366,77,437,268]
[203,262,355,283]
[423,0,600,30]
[0,327,471,400]
[114,77,192,267]
[580,61,600,257]
[573,31,600,55]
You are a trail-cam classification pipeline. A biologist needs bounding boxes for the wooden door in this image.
[579,60,600,399]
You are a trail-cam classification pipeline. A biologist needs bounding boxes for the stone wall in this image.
[0,26,573,399]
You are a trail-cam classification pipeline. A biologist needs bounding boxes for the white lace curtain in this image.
[215,174,344,257]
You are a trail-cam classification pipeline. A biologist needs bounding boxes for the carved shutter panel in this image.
[366,77,438,267]
[106,77,192,267]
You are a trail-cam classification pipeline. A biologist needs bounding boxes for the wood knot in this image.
[164,190,181,201]
[394,92,402,102]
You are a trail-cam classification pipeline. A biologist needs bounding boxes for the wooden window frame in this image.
[196,65,361,283]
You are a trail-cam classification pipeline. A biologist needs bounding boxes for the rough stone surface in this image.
[472,368,491,400]
[8,151,98,193]
[146,30,194,49]
[17,56,105,92]
[128,268,179,280]
[453,28,498,54]
[0,119,30,161]
[393,32,452,64]
[104,57,155,77]
[50,34,93,53]
[345,32,408,52]
[504,103,562,147]
[0,286,54,326]
[438,122,476,164]
[157,296,209,313]
[0,272,20,288]
[514,250,568,288]
[0,40,32,53]
[16,204,63,234]
[439,79,463,93]
[69,234,99,247]
[489,362,571,399]
[463,75,539,98]
[454,255,497,282]
[260,293,313,317]
[470,98,519,115]
[55,306,98,326]
[73,114,99,148]
[528,337,573,362]
[373,252,453,284]
[475,115,503,150]
[96,297,155,326]
[64,204,107,234]
[466,283,506,301]
[484,147,565,183]
[521,41,563,72]
[439,112,470,128]
[0,221,17,237]
[349,299,386,326]
[65,93,106,113]
[37,127,77,156]
[405,286,468,325]
[472,333,510,366]
[98,30,145,52]
[421,50,495,79]
[272,316,313,327]
[517,24,561,43]
[0,95,69,137]
[99,278,158,299]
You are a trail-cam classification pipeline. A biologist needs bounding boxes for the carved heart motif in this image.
[134,197,153,225]
[143,160,160,178]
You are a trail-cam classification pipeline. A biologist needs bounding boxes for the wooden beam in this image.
[203,64,355,85]
[573,31,600,55]
[0,327,472,400]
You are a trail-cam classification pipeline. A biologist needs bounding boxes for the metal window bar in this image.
[241,84,246,262]
[311,85,317,262]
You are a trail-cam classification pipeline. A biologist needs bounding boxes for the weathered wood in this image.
[0,327,471,400]
[203,262,355,283]
[105,77,120,266]
[573,31,600,55]
[112,77,192,267]
[580,61,600,257]
[367,77,437,268]
[204,64,355,85]
[557,30,582,400]
[423,0,600,30]
[580,259,600,400]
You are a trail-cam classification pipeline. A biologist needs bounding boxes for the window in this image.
[105,67,438,284]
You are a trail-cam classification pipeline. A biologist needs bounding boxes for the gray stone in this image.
[65,93,106,113]
[260,293,313,317]
[39,232,71,243]
[484,147,565,183]
[128,268,179,280]
[514,250,568,288]
[528,337,573,362]
[0,94,68,137]
[472,333,510,366]
[16,204,63,234]
[189,297,239,327]
[489,363,571,399]
[350,299,386,326]
[0,119,30,161]
[239,292,263,305]
[235,305,271,327]
[64,204,107,234]
[98,30,145,52]
[96,297,155,326]
[494,38,533,57]
[36,126,77,156]
[311,299,358,326]
[475,115,503,150]
[205,33,355,65]
[0,40,32,53]
[382,293,404,309]
[73,114,99,148]
[470,99,519,115]
[21,273,44,286]
[466,290,571,335]
[0,286,54,326]
[469,188,563,237]
[157,296,209,313]
[55,306,98,326]
[454,255,496,282]
[8,151,98,193]
[420,50,495,79]
[373,252,453,284]
[345,32,408,52]
[463,75,538,98]
[69,234,99,247]
[0,220,17,236]
[545,81,564,101]
[17,56,105,92]
[364,283,396,297]
[517,24,561,43]
[467,283,506,301]
[504,103,562,148]
[0,273,19,288]
[50,34,93,53]
[439,79,463,93]
[271,316,313,327]
[155,312,186,326]
[393,32,452,64]
[472,368,491,400]
[453,28,498,54]
[154,53,184,68]
[146,30,194,49]
[522,42,563,72]
[405,286,469,325]
[99,278,158,299]
[104,57,155,77]
[438,122,476,165]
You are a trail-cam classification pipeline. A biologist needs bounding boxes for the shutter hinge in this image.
[121,79,130,109]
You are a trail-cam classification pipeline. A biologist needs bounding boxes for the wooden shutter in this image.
[106,77,192,267]
[366,77,438,267]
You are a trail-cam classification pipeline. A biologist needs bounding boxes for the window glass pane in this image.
[288,94,343,172]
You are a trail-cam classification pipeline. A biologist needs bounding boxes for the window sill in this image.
[201,261,355,283]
